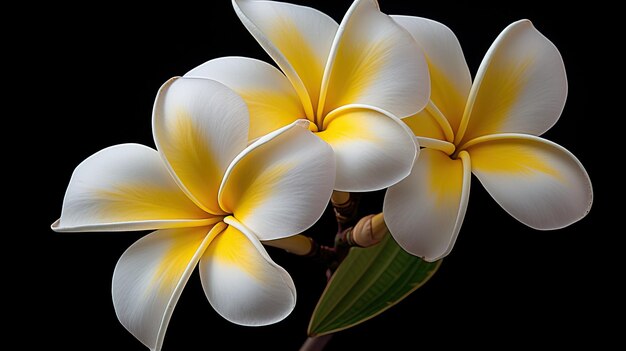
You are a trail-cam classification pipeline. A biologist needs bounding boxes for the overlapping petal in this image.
[52,144,212,232]
[319,0,429,120]
[466,134,592,229]
[392,15,470,135]
[153,78,249,215]
[185,57,305,140]
[233,0,339,117]
[219,120,335,240]
[112,224,225,351]
[200,218,296,326]
[317,109,417,192]
[456,20,567,145]
[384,149,470,261]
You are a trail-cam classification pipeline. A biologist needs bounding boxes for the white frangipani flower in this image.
[185,0,430,192]
[383,18,593,261]
[52,78,335,350]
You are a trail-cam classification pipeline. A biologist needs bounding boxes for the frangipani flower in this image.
[383,18,593,261]
[185,0,430,191]
[52,78,335,350]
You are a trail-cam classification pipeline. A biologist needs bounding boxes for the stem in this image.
[336,213,387,249]
[331,191,350,205]
[331,191,360,224]
[264,235,341,268]
[263,235,315,256]
[299,334,333,351]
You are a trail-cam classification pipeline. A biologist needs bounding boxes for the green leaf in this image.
[308,232,441,336]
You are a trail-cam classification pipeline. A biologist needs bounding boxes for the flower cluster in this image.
[52,0,592,349]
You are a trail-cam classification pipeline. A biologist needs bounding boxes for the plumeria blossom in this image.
[185,0,430,191]
[52,78,335,350]
[383,18,593,261]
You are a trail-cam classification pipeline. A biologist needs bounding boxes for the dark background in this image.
[26,0,616,349]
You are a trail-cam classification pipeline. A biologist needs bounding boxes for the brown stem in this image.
[331,191,360,225]
[336,213,387,249]
[299,334,333,351]
[263,235,316,256]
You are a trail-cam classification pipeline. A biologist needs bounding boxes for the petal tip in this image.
[422,255,442,263]
[394,236,449,263]
[50,219,61,232]
[295,119,312,129]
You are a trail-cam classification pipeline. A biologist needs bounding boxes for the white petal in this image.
[317,108,418,192]
[112,224,225,351]
[466,134,592,229]
[219,120,335,240]
[392,15,471,133]
[200,217,296,326]
[233,0,339,118]
[384,149,470,261]
[457,20,567,145]
[52,144,212,232]
[319,0,429,121]
[153,77,249,215]
[185,56,305,140]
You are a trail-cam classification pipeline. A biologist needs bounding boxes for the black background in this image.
[27,0,616,349]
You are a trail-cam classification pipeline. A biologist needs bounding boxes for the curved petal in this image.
[415,137,456,156]
[219,120,335,240]
[466,134,592,229]
[52,144,212,232]
[392,15,471,133]
[112,223,225,351]
[319,0,429,121]
[153,77,249,215]
[233,0,339,118]
[456,20,567,145]
[200,218,296,326]
[383,149,470,261]
[317,108,417,192]
[185,56,305,140]
[402,101,453,142]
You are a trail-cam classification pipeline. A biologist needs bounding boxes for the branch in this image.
[299,335,333,351]
[336,213,387,249]
[331,191,360,225]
